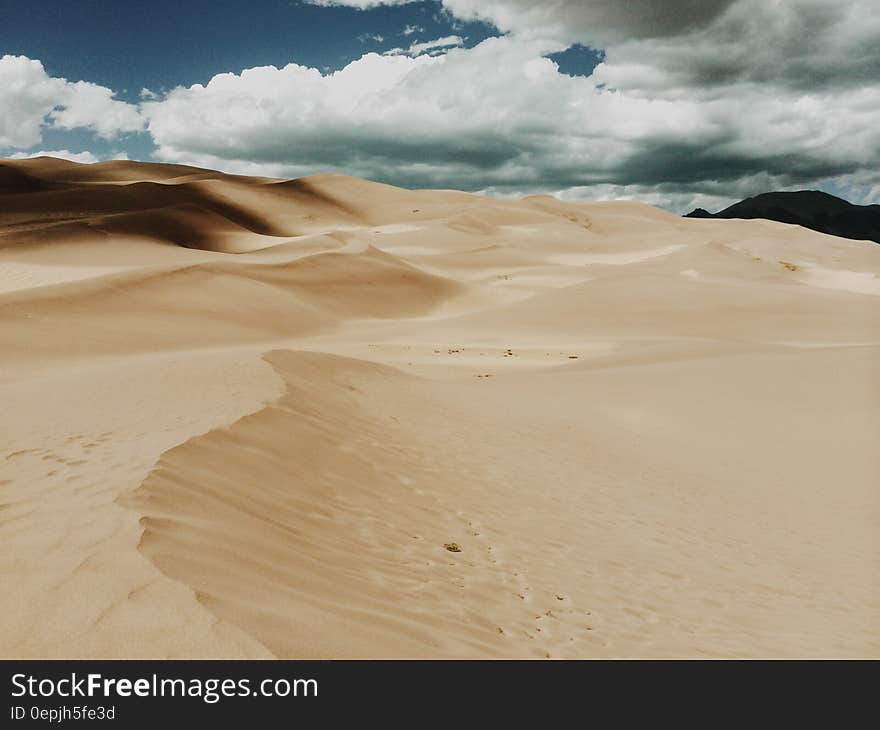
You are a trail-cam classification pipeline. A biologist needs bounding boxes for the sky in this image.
[1,0,878,212]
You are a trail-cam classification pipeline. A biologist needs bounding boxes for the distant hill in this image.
[685,191,880,244]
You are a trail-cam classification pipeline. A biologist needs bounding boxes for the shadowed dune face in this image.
[1,176,297,243]
[1,158,879,658]
[0,159,407,251]
[0,164,55,195]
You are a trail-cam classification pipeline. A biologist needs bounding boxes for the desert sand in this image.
[1,156,878,658]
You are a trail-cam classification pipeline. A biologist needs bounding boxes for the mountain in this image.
[685,191,880,244]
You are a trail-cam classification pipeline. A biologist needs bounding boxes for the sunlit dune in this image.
[1,157,878,658]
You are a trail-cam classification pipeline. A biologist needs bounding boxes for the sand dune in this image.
[1,158,878,658]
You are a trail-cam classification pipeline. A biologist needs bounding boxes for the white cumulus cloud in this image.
[408,35,464,55]
[7,149,101,164]
[0,54,143,150]
[0,55,67,148]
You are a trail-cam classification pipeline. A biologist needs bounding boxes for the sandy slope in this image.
[1,157,878,658]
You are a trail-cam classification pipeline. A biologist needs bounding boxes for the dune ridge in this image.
[1,158,878,658]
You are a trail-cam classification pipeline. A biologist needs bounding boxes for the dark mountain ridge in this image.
[685,190,880,244]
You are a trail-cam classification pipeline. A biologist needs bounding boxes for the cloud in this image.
[7,149,132,165]
[408,35,464,55]
[309,0,737,46]
[0,55,66,147]
[140,6,880,209]
[49,81,144,139]
[310,0,879,88]
[306,0,413,8]
[445,0,739,46]
[7,149,101,164]
[593,0,880,95]
[189,0,874,209]
[0,54,143,150]
[385,35,464,56]
[402,24,423,36]
[7,2,878,211]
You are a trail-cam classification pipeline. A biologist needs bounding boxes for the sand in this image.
[1,156,878,658]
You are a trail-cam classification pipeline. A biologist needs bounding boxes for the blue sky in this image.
[1,1,515,97]
[1,0,877,211]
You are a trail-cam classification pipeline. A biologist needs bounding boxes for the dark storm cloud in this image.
[441,0,738,44]
[599,0,880,94]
